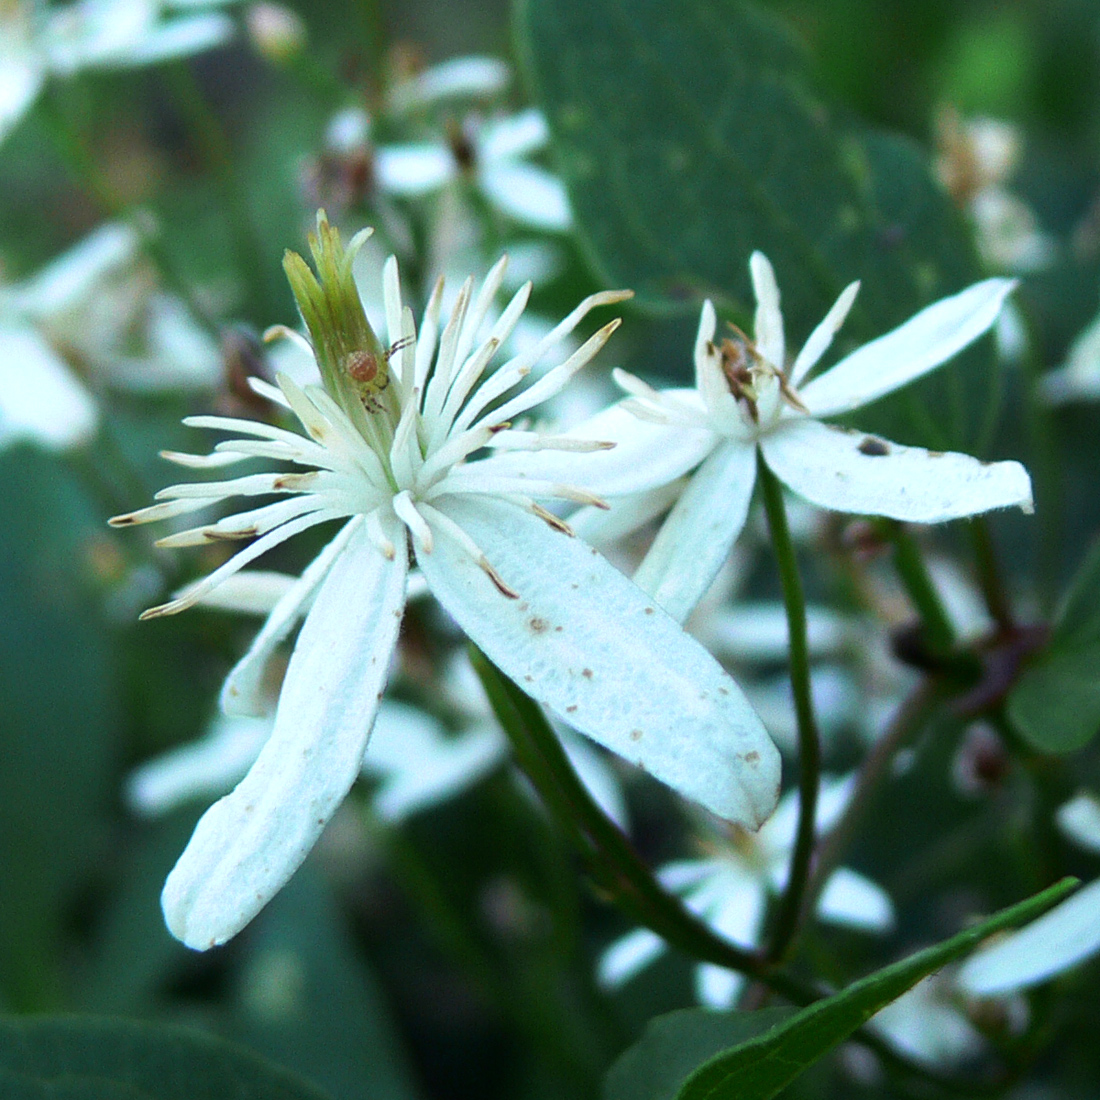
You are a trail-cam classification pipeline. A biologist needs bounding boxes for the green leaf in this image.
[0,446,118,1009]
[1009,538,1100,753]
[605,1008,793,1100]
[0,1016,334,1100]
[517,0,994,449]
[518,0,978,334]
[230,866,421,1100]
[616,879,1073,1100]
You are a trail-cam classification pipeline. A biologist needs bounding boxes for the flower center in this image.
[718,324,806,434]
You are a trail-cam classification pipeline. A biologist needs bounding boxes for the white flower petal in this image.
[799,278,1016,418]
[388,56,510,113]
[161,518,408,950]
[0,54,44,146]
[958,878,1100,995]
[111,11,234,64]
[789,281,860,386]
[220,521,358,716]
[480,108,550,162]
[473,395,714,497]
[568,481,686,549]
[632,440,756,624]
[871,977,984,1066]
[126,715,271,816]
[760,419,1033,522]
[695,963,745,1010]
[558,729,629,831]
[181,570,297,615]
[0,322,98,450]
[365,703,505,821]
[1057,793,1100,856]
[749,252,784,369]
[598,927,667,988]
[374,143,455,196]
[417,495,780,826]
[817,866,895,932]
[480,162,572,232]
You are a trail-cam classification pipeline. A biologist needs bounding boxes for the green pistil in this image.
[283,211,393,429]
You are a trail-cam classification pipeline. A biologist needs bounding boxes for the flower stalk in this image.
[757,455,822,964]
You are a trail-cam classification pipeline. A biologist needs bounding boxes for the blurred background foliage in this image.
[5,1,1100,1098]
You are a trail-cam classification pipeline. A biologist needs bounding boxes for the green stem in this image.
[469,647,814,1001]
[800,680,944,925]
[969,516,1015,632]
[882,520,956,652]
[757,455,821,965]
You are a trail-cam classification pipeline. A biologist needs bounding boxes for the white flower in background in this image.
[8,221,221,392]
[1040,302,1100,403]
[126,703,504,824]
[110,214,781,950]
[599,776,894,1008]
[374,107,571,233]
[484,253,1032,625]
[868,975,984,1067]
[385,55,510,116]
[959,792,1100,995]
[934,110,1055,275]
[0,220,222,451]
[0,0,237,146]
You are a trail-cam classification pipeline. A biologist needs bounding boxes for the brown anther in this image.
[531,503,573,536]
[445,117,477,172]
[480,557,519,599]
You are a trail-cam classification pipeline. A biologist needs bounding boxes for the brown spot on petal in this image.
[744,751,760,763]
[566,705,577,713]
[630,729,643,742]
[582,668,593,679]
[529,617,550,633]
[858,436,890,457]
[644,607,654,615]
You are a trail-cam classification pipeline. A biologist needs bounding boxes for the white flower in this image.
[110,215,781,950]
[483,253,1032,624]
[958,792,1100,995]
[599,776,894,1008]
[374,108,571,233]
[385,55,510,115]
[869,975,985,1067]
[0,0,237,146]
[1041,302,1100,404]
[126,703,505,824]
[934,111,1055,275]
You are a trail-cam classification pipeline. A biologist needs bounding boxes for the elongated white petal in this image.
[817,866,895,932]
[162,518,408,949]
[112,12,234,64]
[480,162,572,232]
[388,55,509,113]
[799,278,1016,417]
[790,281,860,385]
[179,570,297,615]
[1057,793,1100,855]
[474,395,714,497]
[632,440,756,624]
[220,520,359,715]
[569,481,686,548]
[761,419,1033,522]
[374,143,455,195]
[696,602,854,663]
[598,927,667,988]
[958,879,1100,995]
[417,496,780,826]
[749,252,784,368]
[126,715,271,817]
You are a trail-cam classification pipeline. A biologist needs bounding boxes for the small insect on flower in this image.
[344,336,413,410]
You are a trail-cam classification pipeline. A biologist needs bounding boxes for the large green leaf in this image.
[605,1008,793,1100]
[0,1016,333,1100]
[599,880,1071,1100]
[667,879,1073,1100]
[0,446,118,1009]
[518,0,978,333]
[518,0,995,450]
[1009,538,1100,754]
